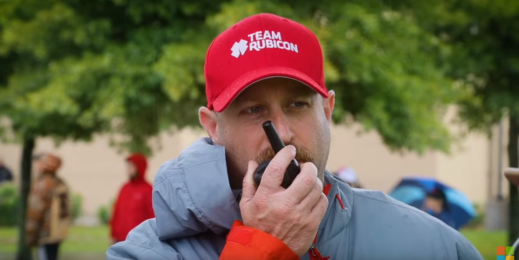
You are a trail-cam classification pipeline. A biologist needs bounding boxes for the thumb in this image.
[240,160,258,206]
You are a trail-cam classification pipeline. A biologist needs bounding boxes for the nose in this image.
[269,112,294,146]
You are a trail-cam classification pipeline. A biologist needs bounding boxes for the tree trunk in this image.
[508,116,519,247]
[15,136,34,260]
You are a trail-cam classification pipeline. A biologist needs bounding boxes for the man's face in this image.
[36,156,46,174]
[35,154,61,174]
[424,197,444,214]
[126,161,137,180]
[201,78,335,188]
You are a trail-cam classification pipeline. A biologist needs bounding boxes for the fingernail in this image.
[287,145,296,153]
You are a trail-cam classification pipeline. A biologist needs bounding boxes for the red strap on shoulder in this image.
[323,184,332,196]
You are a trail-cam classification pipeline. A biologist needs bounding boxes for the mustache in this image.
[254,145,315,164]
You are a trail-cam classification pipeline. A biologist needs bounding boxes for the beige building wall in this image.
[0,119,496,221]
[433,108,492,205]
[434,134,489,204]
[326,124,437,193]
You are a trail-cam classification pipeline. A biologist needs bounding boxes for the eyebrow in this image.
[234,93,314,109]
[236,84,317,103]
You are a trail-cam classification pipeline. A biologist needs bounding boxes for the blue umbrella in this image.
[389,176,477,230]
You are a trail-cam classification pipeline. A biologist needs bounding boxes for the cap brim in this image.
[212,66,328,112]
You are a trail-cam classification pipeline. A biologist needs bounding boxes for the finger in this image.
[298,176,323,213]
[309,193,329,221]
[240,160,259,207]
[257,145,296,194]
[285,162,318,204]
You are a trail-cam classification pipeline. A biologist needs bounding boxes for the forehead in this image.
[232,77,317,104]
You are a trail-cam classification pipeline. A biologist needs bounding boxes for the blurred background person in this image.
[26,153,71,260]
[336,166,363,188]
[110,153,154,244]
[422,189,457,230]
[389,177,475,231]
[0,156,13,185]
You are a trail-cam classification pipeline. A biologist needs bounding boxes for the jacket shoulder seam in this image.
[154,162,219,231]
[154,156,225,185]
[354,191,425,214]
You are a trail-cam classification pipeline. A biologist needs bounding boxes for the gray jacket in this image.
[107,138,483,259]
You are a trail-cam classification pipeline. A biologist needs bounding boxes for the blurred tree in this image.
[0,0,459,257]
[392,0,519,245]
[0,1,225,258]
[451,0,519,246]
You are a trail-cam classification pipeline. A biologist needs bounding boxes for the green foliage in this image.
[97,198,114,225]
[464,203,484,229]
[0,184,82,227]
[0,0,226,154]
[72,193,83,221]
[393,0,519,243]
[0,0,460,156]
[391,0,519,130]
[97,206,110,226]
[0,183,18,227]
[316,1,456,154]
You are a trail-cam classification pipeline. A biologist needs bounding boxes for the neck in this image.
[228,171,243,189]
[130,175,144,182]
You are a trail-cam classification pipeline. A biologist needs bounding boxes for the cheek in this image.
[217,124,264,162]
[292,114,329,149]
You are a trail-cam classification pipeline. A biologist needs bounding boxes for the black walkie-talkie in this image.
[253,121,301,188]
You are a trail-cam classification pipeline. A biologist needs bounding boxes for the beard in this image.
[219,116,331,188]
[254,145,316,166]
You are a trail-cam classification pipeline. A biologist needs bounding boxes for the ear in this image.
[199,107,219,142]
[324,90,335,123]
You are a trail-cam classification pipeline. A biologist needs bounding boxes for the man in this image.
[336,166,362,188]
[26,153,71,260]
[0,157,13,185]
[422,188,457,230]
[110,153,154,244]
[107,13,483,259]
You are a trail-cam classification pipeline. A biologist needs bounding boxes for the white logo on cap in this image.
[231,39,248,58]
[230,31,298,58]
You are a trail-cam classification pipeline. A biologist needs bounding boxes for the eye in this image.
[247,106,264,114]
[288,101,309,108]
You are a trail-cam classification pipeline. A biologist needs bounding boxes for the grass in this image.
[460,229,507,260]
[0,226,109,260]
[0,226,109,253]
[0,226,508,260]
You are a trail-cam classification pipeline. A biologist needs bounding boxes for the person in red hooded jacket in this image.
[110,153,155,244]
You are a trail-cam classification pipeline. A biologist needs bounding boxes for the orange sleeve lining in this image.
[220,220,299,260]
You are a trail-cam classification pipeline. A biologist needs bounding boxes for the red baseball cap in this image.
[204,13,328,112]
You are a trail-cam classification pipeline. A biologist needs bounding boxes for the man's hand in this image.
[240,145,328,256]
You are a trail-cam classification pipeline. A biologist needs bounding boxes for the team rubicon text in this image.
[231,31,299,58]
